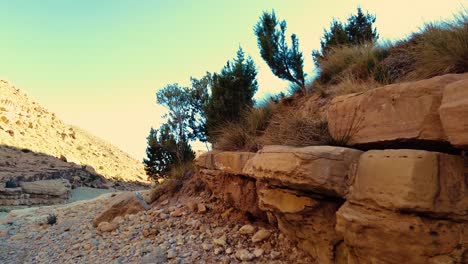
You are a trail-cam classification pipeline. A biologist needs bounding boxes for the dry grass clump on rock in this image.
[313,10,468,96]
[403,11,468,80]
[214,100,278,152]
[262,109,333,147]
[149,162,205,204]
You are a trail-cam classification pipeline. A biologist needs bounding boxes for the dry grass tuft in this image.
[214,99,279,152]
[404,11,468,80]
[261,109,333,147]
[315,43,391,86]
[328,74,381,96]
[149,162,195,203]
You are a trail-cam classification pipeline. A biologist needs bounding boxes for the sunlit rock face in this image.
[0,80,147,183]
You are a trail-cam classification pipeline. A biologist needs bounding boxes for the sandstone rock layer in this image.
[439,79,468,149]
[349,149,468,220]
[336,202,467,264]
[328,73,468,146]
[243,145,362,197]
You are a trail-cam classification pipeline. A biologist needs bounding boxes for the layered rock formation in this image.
[196,73,468,264]
[0,179,71,206]
[328,73,468,149]
[0,80,146,183]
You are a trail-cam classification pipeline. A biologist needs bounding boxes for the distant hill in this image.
[0,80,147,183]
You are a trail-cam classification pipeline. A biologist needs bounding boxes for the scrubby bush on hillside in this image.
[313,8,379,66]
[204,47,258,141]
[47,214,57,225]
[214,99,278,151]
[255,10,306,93]
[312,9,468,96]
[402,11,468,80]
[314,43,391,86]
[5,179,18,188]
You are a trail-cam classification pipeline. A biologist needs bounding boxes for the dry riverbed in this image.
[0,190,313,263]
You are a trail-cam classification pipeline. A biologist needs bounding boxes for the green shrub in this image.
[5,179,18,188]
[20,148,31,153]
[47,214,57,225]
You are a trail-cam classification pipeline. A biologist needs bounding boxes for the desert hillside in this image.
[0,80,146,183]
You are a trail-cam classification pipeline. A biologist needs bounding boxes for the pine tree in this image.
[143,127,174,179]
[188,72,212,144]
[312,20,349,65]
[254,10,306,92]
[313,8,378,63]
[204,47,258,141]
[345,8,378,45]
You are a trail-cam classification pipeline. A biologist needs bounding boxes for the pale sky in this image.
[0,0,466,160]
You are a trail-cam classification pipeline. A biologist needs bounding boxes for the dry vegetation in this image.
[214,11,468,152]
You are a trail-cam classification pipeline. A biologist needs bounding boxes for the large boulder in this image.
[336,202,467,264]
[92,192,150,227]
[19,179,71,197]
[200,169,264,219]
[257,183,343,264]
[328,73,468,146]
[243,145,362,197]
[439,79,468,149]
[196,151,254,175]
[349,149,467,220]
[195,150,222,170]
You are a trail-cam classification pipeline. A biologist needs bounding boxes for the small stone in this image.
[160,199,169,205]
[221,208,234,219]
[239,224,255,235]
[170,209,184,217]
[202,243,213,251]
[226,248,233,254]
[214,247,224,255]
[253,248,264,258]
[213,234,227,247]
[252,229,271,243]
[97,221,119,233]
[9,233,26,240]
[142,227,158,237]
[197,203,207,214]
[167,249,177,259]
[187,201,197,212]
[270,250,281,260]
[235,249,255,261]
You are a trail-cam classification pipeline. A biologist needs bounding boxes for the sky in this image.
[0,0,466,160]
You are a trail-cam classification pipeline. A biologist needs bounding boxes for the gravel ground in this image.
[0,191,315,263]
[67,187,116,203]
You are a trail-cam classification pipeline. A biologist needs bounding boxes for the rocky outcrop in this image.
[92,192,150,227]
[197,147,359,263]
[201,169,264,219]
[0,145,102,185]
[197,151,264,219]
[243,145,362,197]
[196,144,468,263]
[439,79,468,149]
[196,151,254,175]
[336,202,467,264]
[257,183,342,263]
[0,179,71,206]
[0,80,147,183]
[327,73,468,148]
[193,74,468,263]
[349,149,467,220]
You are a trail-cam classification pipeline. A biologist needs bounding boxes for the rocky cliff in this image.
[196,74,468,264]
[0,80,146,184]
